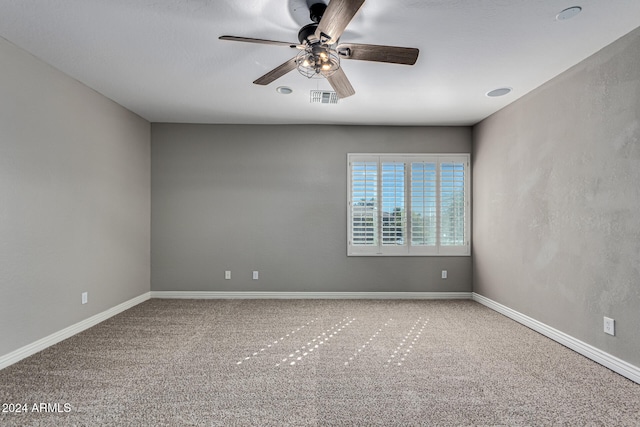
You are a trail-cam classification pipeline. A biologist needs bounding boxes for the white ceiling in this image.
[1,0,639,126]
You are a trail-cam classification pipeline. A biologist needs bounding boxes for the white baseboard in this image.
[151,291,473,300]
[472,292,640,385]
[0,292,150,371]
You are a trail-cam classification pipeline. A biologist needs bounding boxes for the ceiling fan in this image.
[219,0,419,99]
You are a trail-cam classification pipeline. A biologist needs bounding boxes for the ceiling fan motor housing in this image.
[298,23,319,44]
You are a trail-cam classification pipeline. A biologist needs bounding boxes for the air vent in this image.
[310,90,339,104]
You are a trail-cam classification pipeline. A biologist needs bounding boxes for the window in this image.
[348,153,470,256]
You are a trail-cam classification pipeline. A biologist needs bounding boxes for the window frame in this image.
[347,153,470,257]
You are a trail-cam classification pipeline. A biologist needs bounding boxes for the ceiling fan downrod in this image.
[298,3,329,45]
[309,3,327,24]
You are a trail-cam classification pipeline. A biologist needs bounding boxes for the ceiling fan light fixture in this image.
[296,46,340,79]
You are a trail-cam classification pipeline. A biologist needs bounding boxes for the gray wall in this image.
[0,37,150,357]
[473,27,640,366]
[152,124,471,293]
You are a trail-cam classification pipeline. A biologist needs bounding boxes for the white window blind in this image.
[410,161,437,247]
[350,160,378,246]
[440,161,466,247]
[381,161,406,247]
[348,154,470,256]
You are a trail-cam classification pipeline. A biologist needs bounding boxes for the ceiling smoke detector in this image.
[486,87,512,97]
[276,86,293,94]
[556,6,582,21]
[310,90,339,104]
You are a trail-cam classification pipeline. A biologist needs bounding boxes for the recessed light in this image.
[556,6,582,21]
[276,86,293,94]
[486,87,512,97]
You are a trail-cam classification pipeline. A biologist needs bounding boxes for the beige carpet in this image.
[1,299,639,426]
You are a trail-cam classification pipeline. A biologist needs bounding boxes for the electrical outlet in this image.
[604,317,615,336]
[81,292,88,305]
[252,271,259,280]
[441,270,447,279]
[225,270,231,280]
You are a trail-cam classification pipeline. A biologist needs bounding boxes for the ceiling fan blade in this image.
[324,67,355,99]
[315,0,365,44]
[337,43,419,65]
[253,57,298,85]
[219,35,302,49]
